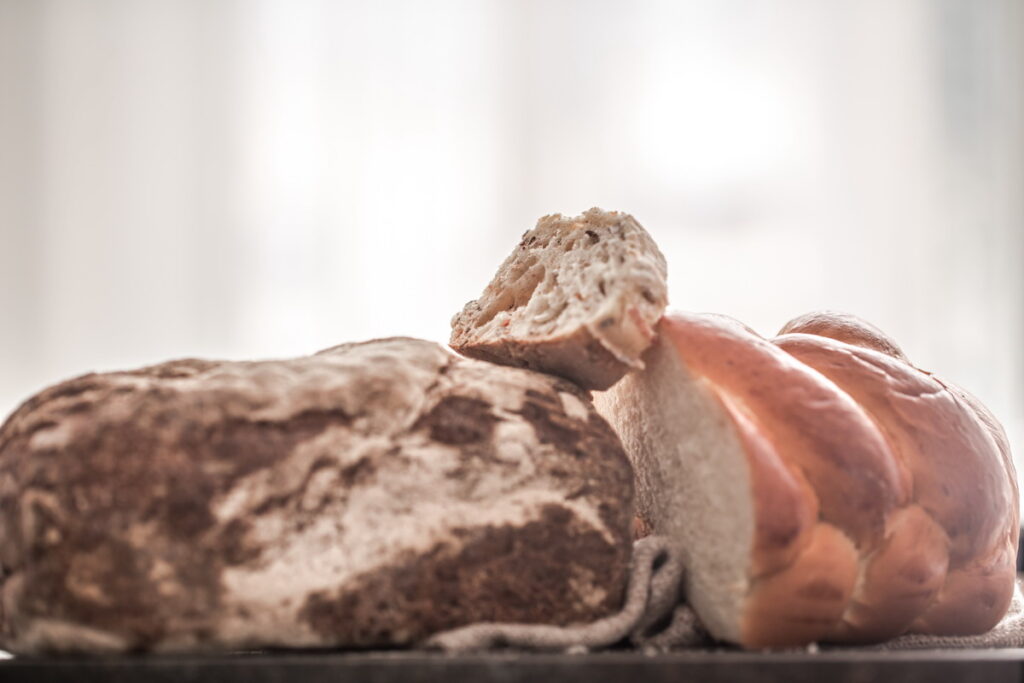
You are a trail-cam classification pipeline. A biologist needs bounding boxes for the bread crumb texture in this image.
[450,208,668,390]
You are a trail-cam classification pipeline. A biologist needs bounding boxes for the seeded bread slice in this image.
[450,208,668,391]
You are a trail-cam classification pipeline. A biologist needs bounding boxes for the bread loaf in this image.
[596,311,1018,647]
[0,338,634,654]
[450,208,668,391]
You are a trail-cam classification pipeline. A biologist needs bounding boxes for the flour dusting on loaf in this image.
[0,338,634,654]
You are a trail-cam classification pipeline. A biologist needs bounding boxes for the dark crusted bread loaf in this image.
[0,338,634,654]
[450,208,668,391]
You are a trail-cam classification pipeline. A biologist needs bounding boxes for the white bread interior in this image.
[594,332,752,642]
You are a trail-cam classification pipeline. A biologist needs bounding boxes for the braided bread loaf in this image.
[595,310,1018,647]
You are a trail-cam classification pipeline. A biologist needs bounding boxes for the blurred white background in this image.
[1,1,1022,476]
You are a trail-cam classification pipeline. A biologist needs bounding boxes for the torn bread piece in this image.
[450,208,668,391]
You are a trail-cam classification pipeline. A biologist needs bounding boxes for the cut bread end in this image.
[450,208,668,391]
[594,328,753,642]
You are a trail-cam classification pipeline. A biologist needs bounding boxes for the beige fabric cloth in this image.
[871,582,1024,650]
[425,536,1024,653]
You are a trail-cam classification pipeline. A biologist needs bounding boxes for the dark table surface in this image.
[2,648,1024,683]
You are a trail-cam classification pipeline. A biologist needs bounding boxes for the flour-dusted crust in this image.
[450,209,668,391]
[0,338,634,654]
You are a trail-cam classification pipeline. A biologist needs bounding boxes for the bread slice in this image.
[450,208,667,391]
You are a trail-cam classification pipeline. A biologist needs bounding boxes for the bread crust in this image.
[0,338,635,654]
[453,324,637,394]
[774,334,1012,566]
[775,332,1018,638]
[777,310,908,361]
[742,523,859,648]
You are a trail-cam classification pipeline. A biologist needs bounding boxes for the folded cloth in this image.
[424,536,698,652]
[425,536,1024,653]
